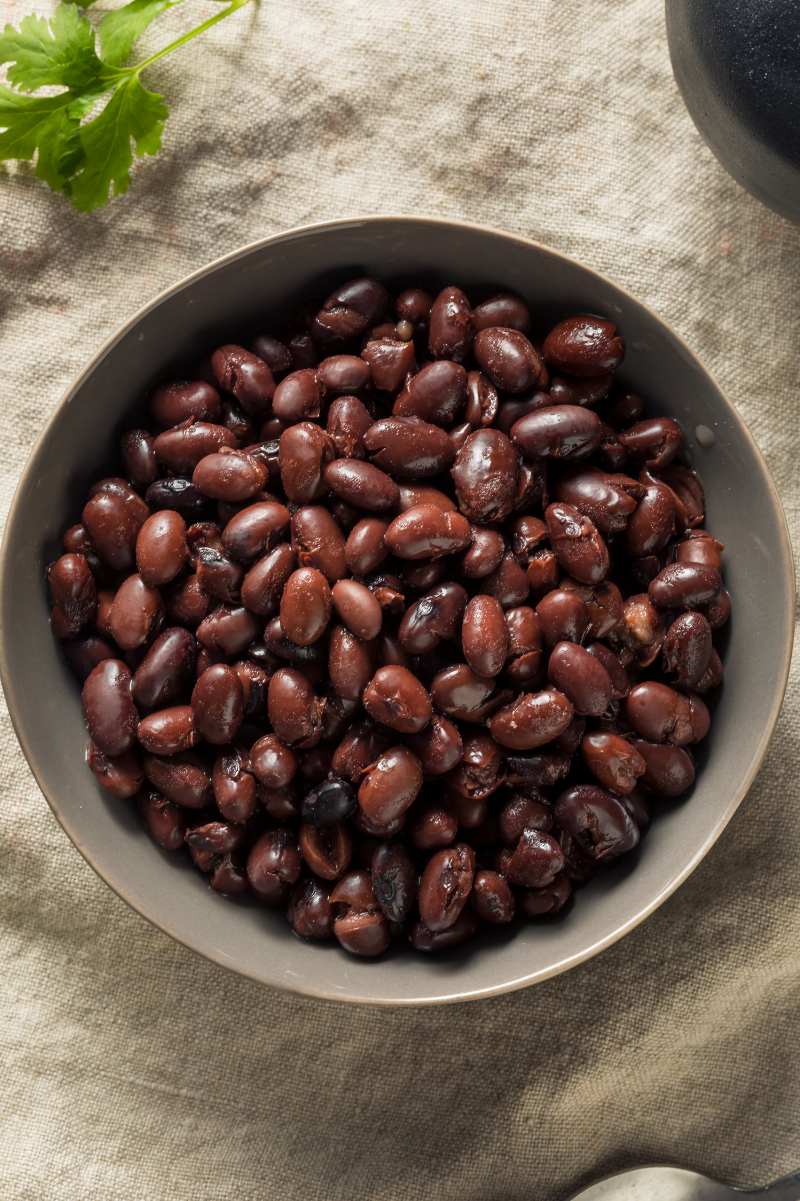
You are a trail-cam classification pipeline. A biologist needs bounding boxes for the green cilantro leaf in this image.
[0,4,103,92]
[1,0,255,211]
[67,74,167,210]
[0,84,90,190]
[99,0,180,68]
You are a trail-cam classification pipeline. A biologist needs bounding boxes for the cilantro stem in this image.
[132,0,254,75]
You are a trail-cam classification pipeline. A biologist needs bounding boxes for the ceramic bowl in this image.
[0,216,793,1004]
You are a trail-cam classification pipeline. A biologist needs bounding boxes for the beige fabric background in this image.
[1,1,799,1198]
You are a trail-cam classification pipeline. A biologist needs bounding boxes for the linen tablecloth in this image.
[2,2,799,1197]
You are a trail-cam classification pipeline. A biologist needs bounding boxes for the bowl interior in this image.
[1,217,793,1004]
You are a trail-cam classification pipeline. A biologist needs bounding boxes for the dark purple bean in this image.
[411,910,478,951]
[64,635,115,682]
[371,843,417,923]
[140,792,186,851]
[145,477,206,517]
[519,874,573,917]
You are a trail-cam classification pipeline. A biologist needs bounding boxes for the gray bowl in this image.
[0,216,793,1005]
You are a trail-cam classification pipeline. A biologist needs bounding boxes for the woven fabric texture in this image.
[1,1,799,1198]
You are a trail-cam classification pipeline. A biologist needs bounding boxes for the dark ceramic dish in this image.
[0,217,793,1004]
[667,0,800,223]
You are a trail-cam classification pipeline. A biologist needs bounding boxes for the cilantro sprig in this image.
[0,0,255,211]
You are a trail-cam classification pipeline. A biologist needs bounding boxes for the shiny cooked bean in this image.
[52,275,728,963]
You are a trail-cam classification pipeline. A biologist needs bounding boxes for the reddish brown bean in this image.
[553,467,639,535]
[150,379,221,428]
[140,792,187,851]
[474,326,543,393]
[461,595,508,677]
[82,491,144,572]
[428,286,473,362]
[279,567,332,646]
[143,751,211,807]
[418,843,475,931]
[626,681,710,745]
[363,417,455,479]
[331,578,382,640]
[582,732,646,794]
[362,665,431,733]
[318,354,371,393]
[506,828,565,887]
[135,511,188,588]
[489,688,573,750]
[323,458,400,513]
[328,625,376,701]
[288,879,334,940]
[86,744,144,798]
[543,315,624,376]
[192,450,267,502]
[384,504,471,560]
[625,482,676,557]
[240,544,296,616]
[632,740,696,796]
[191,664,244,745]
[137,705,197,755]
[451,428,520,524]
[267,668,324,747]
[393,360,467,425]
[196,605,259,656]
[358,745,423,825]
[312,277,388,343]
[472,293,530,333]
[108,574,164,651]
[461,526,505,579]
[299,821,352,880]
[511,405,603,460]
[545,502,609,585]
[278,422,335,504]
[649,563,722,610]
[212,747,258,823]
[326,395,374,458]
[221,500,290,563]
[48,553,96,635]
[290,505,347,583]
[547,641,612,717]
[247,830,302,904]
[662,611,713,688]
[618,416,683,468]
[555,784,639,861]
[132,627,196,710]
[361,336,416,391]
[406,715,464,776]
[272,368,323,423]
[471,870,515,923]
[536,589,590,646]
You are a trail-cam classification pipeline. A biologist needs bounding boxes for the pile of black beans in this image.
[48,276,728,957]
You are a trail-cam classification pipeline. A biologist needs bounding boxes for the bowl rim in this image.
[0,213,795,1006]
